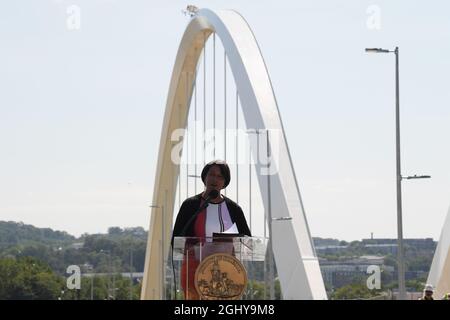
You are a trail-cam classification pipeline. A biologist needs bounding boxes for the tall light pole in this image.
[365,47,430,300]
[100,249,112,299]
[129,246,133,300]
[247,128,275,299]
[91,273,94,300]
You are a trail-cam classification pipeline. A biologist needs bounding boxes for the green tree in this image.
[108,227,123,235]
[331,283,382,300]
[0,257,64,299]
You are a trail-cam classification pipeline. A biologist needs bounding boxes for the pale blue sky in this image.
[1,0,449,241]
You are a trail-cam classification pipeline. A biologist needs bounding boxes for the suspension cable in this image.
[224,50,227,197]
[178,104,181,209]
[186,71,189,199]
[249,148,252,233]
[203,32,206,166]
[236,90,239,203]
[213,32,216,159]
[194,50,198,195]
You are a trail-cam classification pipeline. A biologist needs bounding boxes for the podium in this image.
[170,236,268,300]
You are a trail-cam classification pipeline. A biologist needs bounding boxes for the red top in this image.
[193,198,206,240]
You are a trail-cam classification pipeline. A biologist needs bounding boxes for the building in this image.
[319,255,394,289]
[362,238,435,250]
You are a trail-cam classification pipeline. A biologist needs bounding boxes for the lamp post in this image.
[365,47,431,300]
[91,273,94,300]
[129,246,133,300]
[100,249,112,299]
[246,128,275,299]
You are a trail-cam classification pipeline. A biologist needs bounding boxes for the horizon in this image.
[0,219,437,243]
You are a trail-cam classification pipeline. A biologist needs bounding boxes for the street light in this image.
[403,175,431,180]
[100,249,113,299]
[129,246,133,300]
[365,46,431,300]
[365,48,392,53]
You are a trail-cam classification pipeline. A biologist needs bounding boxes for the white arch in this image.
[427,205,450,298]
[141,8,327,300]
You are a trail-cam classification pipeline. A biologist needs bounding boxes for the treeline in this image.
[0,221,438,299]
[0,222,148,276]
[316,239,436,273]
[0,256,141,300]
[0,222,147,299]
[0,221,74,249]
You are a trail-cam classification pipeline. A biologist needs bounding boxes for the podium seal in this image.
[194,253,247,300]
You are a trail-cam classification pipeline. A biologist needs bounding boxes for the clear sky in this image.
[1,0,449,241]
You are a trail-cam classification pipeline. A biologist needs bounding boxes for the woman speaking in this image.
[172,159,251,299]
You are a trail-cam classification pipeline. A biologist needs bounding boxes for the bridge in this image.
[140,7,327,300]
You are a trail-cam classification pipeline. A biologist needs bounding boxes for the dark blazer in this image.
[171,193,251,244]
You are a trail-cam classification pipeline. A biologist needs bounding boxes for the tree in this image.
[108,227,123,235]
[0,257,64,299]
[331,283,382,300]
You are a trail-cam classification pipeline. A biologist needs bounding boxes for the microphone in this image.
[197,189,219,213]
[204,189,219,202]
[179,189,220,237]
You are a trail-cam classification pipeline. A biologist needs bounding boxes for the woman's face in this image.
[205,165,225,192]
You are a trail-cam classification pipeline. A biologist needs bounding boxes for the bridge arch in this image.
[141,8,327,300]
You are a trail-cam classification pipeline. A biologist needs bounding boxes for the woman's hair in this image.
[201,160,231,188]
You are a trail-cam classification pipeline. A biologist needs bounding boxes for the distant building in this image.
[361,238,435,250]
[319,255,394,289]
[70,242,84,250]
[81,263,93,272]
[315,245,349,254]
[363,244,398,255]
